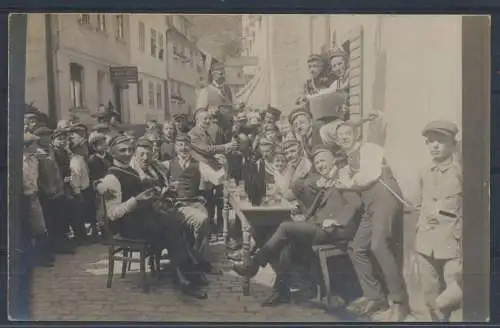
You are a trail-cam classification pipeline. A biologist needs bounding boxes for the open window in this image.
[70,63,84,109]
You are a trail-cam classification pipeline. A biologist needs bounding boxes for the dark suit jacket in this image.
[88,153,113,183]
[188,125,226,155]
[308,186,363,241]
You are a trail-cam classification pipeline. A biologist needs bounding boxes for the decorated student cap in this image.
[135,137,154,150]
[265,106,282,121]
[175,133,191,143]
[282,138,301,150]
[288,105,313,125]
[307,53,327,64]
[328,45,347,60]
[108,134,135,148]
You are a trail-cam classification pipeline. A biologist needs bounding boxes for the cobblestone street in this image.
[30,242,342,322]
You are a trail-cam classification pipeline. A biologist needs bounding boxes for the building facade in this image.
[26,13,132,124]
[241,14,463,200]
[165,15,202,119]
[127,14,168,124]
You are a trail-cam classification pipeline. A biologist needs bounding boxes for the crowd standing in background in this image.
[21,44,462,321]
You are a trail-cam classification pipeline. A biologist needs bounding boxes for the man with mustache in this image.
[97,135,208,299]
[232,144,362,307]
[287,107,324,214]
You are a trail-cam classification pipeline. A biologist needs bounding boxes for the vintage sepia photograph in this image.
[8,13,490,322]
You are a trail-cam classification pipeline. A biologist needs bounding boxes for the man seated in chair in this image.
[97,134,208,299]
[232,144,363,307]
[164,133,224,275]
[131,134,222,275]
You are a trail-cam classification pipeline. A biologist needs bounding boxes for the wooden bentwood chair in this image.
[97,192,162,293]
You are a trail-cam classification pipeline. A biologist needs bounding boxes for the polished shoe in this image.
[360,299,389,316]
[232,259,259,278]
[53,240,76,254]
[346,297,370,313]
[189,272,210,287]
[198,260,223,275]
[180,284,208,299]
[261,290,291,307]
[385,302,410,322]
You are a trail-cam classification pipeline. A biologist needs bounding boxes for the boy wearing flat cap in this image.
[414,120,462,322]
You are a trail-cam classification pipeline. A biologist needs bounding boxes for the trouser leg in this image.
[369,197,407,303]
[348,212,386,301]
[416,252,444,321]
[69,197,87,241]
[269,243,293,294]
[178,204,210,258]
[215,185,224,234]
[437,257,462,320]
[259,221,330,266]
[202,189,217,234]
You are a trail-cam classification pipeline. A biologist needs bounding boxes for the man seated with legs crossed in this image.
[232,144,363,307]
[97,134,207,299]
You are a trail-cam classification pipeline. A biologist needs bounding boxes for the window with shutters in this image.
[70,63,85,108]
[151,29,157,58]
[137,80,143,105]
[156,83,162,109]
[115,15,124,41]
[96,14,106,32]
[158,33,164,60]
[344,26,363,122]
[78,14,91,25]
[138,21,145,52]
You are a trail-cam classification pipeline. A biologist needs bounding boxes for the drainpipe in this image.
[165,28,171,120]
[45,13,58,127]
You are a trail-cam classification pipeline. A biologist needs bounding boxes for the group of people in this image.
[21,44,462,321]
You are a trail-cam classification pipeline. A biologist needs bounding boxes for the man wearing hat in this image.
[288,105,323,157]
[32,126,75,253]
[189,107,238,238]
[23,132,56,266]
[262,106,282,130]
[302,54,337,97]
[96,134,208,298]
[24,106,45,133]
[66,133,93,244]
[287,106,324,212]
[163,133,223,274]
[413,120,462,321]
[196,62,235,144]
[233,144,363,307]
[334,121,409,320]
[158,120,177,162]
[328,45,350,93]
[173,113,191,134]
[256,137,276,184]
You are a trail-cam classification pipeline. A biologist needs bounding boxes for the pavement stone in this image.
[29,242,340,322]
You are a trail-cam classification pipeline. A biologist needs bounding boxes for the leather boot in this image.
[261,276,291,307]
[232,250,267,278]
[175,267,208,300]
